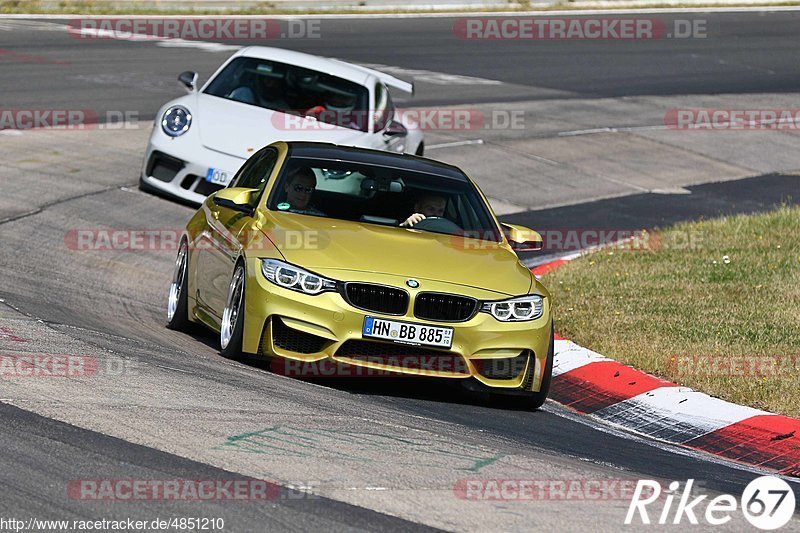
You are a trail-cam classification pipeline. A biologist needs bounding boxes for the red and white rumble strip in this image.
[532,256,800,478]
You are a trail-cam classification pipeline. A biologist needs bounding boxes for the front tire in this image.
[220,262,246,359]
[166,240,190,331]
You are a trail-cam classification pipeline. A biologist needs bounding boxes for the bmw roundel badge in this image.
[406,279,420,288]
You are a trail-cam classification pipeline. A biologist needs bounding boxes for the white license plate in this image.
[362,316,453,349]
[205,167,233,186]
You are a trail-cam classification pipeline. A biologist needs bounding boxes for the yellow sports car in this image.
[167,141,553,408]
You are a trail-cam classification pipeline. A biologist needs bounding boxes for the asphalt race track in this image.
[1,11,799,531]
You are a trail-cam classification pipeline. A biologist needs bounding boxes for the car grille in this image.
[414,292,478,322]
[473,351,530,380]
[342,283,408,315]
[146,151,184,183]
[335,340,469,374]
[269,317,328,354]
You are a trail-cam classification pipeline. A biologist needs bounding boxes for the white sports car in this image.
[139,46,424,204]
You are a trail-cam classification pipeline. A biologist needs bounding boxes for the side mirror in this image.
[212,187,257,214]
[383,120,408,138]
[502,223,543,252]
[178,71,198,93]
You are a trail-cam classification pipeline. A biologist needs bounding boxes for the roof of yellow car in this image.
[285,142,468,182]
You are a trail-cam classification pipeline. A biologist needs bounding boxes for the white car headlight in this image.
[480,295,544,322]
[261,259,337,295]
[161,105,192,137]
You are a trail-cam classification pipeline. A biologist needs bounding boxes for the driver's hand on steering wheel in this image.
[400,213,426,227]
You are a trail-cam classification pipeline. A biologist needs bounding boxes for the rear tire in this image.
[166,240,190,331]
[492,325,554,410]
[220,262,246,360]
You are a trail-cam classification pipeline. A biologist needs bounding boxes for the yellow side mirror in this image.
[211,187,258,213]
[501,223,543,252]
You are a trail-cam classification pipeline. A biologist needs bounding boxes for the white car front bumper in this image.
[140,128,247,205]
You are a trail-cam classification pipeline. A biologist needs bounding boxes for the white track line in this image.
[426,139,485,150]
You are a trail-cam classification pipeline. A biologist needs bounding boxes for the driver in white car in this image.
[400,193,447,227]
[305,90,364,130]
[229,71,289,110]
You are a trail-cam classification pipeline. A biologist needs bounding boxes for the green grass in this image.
[4,0,800,15]
[544,204,800,417]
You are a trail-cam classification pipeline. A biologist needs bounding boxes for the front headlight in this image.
[261,259,337,295]
[480,295,544,322]
[161,105,192,137]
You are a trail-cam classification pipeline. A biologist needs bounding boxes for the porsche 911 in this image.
[141,46,423,205]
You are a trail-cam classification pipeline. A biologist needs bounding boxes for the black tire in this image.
[491,324,554,410]
[166,240,190,331]
[415,142,424,156]
[219,262,246,360]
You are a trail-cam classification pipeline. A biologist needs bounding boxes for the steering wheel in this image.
[411,217,462,234]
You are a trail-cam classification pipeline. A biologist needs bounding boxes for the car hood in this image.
[196,93,368,160]
[258,213,532,297]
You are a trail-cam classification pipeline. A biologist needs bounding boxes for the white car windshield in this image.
[267,157,503,242]
[204,57,370,132]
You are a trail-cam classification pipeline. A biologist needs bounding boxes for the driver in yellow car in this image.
[400,192,447,227]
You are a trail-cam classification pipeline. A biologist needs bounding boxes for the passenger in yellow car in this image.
[400,192,447,227]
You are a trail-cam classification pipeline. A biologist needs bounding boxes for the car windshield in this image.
[267,157,502,242]
[204,57,370,132]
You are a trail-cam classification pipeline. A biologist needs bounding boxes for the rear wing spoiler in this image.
[331,60,414,95]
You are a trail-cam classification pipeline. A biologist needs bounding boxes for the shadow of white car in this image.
[140,46,423,204]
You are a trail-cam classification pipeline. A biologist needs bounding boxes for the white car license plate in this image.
[206,167,233,186]
[362,316,453,349]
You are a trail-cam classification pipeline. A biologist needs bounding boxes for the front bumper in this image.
[241,258,552,392]
[140,128,246,205]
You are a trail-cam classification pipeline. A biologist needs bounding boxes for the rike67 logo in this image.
[626,477,796,530]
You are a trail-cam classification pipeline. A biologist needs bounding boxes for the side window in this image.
[230,148,278,206]
[231,148,278,189]
[373,83,395,132]
[229,152,260,189]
